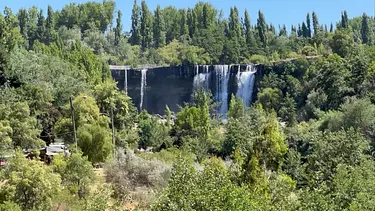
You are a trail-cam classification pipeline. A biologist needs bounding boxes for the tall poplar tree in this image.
[361,13,370,44]
[257,10,267,46]
[187,8,198,38]
[302,22,309,38]
[36,9,46,43]
[114,10,122,46]
[140,0,153,49]
[312,11,319,36]
[153,5,166,48]
[306,13,311,37]
[179,9,189,37]
[341,11,349,29]
[244,9,256,48]
[130,0,141,45]
[17,9,28,41]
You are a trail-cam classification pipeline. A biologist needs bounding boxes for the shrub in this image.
[105,149,171,207]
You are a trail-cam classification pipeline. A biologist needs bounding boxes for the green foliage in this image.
[152,157,268,211]
[0,102,43,149]
[257,88,282,111]
[52,153,95,199]
[138,110,171,149]
[0,151,62,211]
[55,94,112,162]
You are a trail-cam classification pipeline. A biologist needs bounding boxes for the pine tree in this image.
[179,9,189,37]
[257,10,267,46]
[153,5,166,48]
[306,13,311,37]
[140,0,153,49]
[114,10,122,46]
[341,11,349,29]
[330,23,334,32]
[312,11,319,36]
[361,13,370,44]
[130,0,141,45]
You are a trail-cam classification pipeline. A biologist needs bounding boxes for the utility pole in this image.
[70,96,77,151]
[111,108,115,155]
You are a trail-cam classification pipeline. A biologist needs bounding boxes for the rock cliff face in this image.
[111,64,263,115]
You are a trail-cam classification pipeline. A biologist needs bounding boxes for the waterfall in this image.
[236,65,256,106]
[193,65,210,91]
[214,65,230,115]
[124,68,128,93]
[140,69,147,110]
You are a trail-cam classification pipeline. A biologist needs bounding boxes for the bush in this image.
[301,46,317,56]
[248,54,270,64]
[105,149,171,207]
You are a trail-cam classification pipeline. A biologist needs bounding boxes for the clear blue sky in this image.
[1,0,374,31]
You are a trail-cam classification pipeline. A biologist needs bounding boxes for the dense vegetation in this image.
[1,0,375,210]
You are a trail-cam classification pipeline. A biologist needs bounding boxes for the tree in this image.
[140,0,153,49]
[44,5,56,44]
[0,120,12,157]
[130,0,141,45]
[179,9,189,37]
[55,94,112,163]
[257,88,282,111]
[361,13,370,45]
[0,102,43,150]
[279,93,297,126]
[330,29,354,58]
[303,129,368,186]
[152,157,268,210]
[257,10,267,46]
[341,11,349,29]
[17,9,28,42]
[302,22,309,38]
[306,13,312,37]
[0,151,62,210]
[36,9,46,43]
[312,11,319,36]
[153,5,166,48]
[52,153,95,199]
[244,10,256,49]
[114,10,122,46]
[187,8,198,38]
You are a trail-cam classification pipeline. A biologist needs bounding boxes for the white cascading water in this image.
[124,68,128,93]
[139,69,147,110]
[193,65,210,91]
[214,65,230,115]
[236,65,256,106]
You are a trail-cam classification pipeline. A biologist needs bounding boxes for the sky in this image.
[1,0,374,31]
